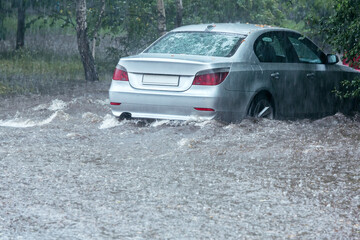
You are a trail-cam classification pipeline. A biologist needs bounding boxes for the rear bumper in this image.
[110,102,217,121]
[109,81,250,121]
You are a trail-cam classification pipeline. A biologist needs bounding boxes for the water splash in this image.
[0,111,68,128]
[32,99,68,111]
[82,112,103,123]
[150,120,173,127]
[48,99,67,111]
[99,114,123,129]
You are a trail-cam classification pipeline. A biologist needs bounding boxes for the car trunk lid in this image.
[118,54,231,91]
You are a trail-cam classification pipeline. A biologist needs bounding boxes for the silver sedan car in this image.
[109,23,359,121]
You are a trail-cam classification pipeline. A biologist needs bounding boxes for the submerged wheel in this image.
[248,94,275,119]
[119,112,132,120]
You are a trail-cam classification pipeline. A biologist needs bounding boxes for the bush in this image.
[334,78,360,99]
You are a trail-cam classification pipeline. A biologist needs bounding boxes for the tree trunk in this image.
[91,0,106,59]
[16,0,26,50]
[157,0,166,36]
[0,0,6,40]
[175,0,183,27]
[76,0,98,82]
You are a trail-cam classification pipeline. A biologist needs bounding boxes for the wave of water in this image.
[0,111,69,128]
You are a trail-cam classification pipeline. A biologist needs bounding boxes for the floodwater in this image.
[0,81,359,239]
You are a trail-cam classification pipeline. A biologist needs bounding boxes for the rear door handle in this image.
[270,72,280,80]
[306,73,315,79]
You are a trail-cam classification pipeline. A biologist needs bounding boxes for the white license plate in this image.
[142,75,179,86]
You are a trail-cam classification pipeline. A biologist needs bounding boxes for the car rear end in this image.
[109,55,233,120]
[109,27,247,121]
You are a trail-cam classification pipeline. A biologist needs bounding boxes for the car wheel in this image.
[248,94,274,119]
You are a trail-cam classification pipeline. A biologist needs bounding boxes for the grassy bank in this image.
[0,49,80,95]
[0,15,115,96]
[0,48,113,96]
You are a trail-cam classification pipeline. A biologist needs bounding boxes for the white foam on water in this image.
[178,138,190,147]
[150,120,172,127]
[193,120,212,128]
[177,138,200,148]
[66,132,78,138]
[32,103,48,111]
[302,144,336,154]
[223,124,236,130]
[82,112,103,123]
[95,99,110,106]
[99,114,123,129]
[0,111,62,128]
[149,118,212,128]
[48,99,67,111]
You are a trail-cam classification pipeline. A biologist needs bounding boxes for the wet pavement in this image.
[0,81,359,239]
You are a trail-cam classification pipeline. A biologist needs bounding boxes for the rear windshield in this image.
[145,32,245,57]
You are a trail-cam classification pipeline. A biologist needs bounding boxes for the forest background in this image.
[0,0,359,96]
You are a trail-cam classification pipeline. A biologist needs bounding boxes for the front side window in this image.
[145,32,245,57]
[288,36,324,64]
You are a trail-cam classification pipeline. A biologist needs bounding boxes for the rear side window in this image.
[254,33,287,63]
[145,32,245,57]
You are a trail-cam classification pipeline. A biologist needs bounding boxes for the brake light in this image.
[192,72,229,86]
[110,102,121,105]
[194,107,215,111]
[113,67,129,81]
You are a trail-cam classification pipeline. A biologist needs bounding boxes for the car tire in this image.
[248,93,275,119]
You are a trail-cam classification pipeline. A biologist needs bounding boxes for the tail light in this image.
[110,102,121,106]
[192,71,229,86]
[194,107,215,112]
[113,66,129,81]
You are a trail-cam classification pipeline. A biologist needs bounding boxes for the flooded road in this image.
[0,82,359,239]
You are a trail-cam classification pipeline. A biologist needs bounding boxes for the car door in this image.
[286,33,328,116]
[254,31,308,118]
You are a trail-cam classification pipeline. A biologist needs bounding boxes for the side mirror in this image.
[327,54,339,64]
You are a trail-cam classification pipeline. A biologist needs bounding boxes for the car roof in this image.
[171,23,284,35]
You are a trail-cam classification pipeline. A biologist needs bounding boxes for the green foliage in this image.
[237,0,284,25]
[0,0,56,40]
[278,0,334,47]
[0,2,5,40]
[179,0,284,25]
[102,0,158,56]
[0,82,11,95]
[3,0,340,57]
[333,78,360,100]
[46,1,76,28]
[2,0,360,96]
[322,0,360,66]
[0,0,12,40]
[322,0,360,98]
